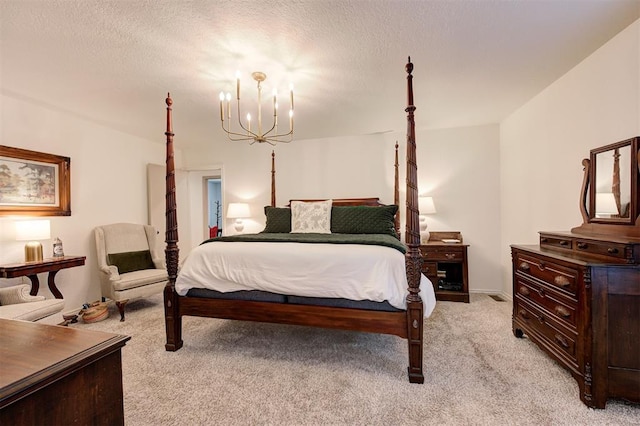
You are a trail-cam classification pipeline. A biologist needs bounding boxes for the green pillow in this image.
[331,205,398,237]
[108,250,155,274]
[262,206,292,233]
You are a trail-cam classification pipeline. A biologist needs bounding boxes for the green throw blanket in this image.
[202,233,406,254]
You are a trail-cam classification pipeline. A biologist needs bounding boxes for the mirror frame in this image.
[574,136,639,238]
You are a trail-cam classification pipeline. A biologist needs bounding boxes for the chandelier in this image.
[219,71,294,145]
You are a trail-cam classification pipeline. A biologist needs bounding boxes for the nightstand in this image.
[420,231,469,303]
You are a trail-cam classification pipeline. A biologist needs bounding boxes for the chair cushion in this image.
[111,268,168,291]
[0,299,65,322]
[108,250,155,274]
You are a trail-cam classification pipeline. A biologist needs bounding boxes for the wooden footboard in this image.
[164,57,424,383]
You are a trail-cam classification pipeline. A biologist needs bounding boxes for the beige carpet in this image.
[76,294,639,425]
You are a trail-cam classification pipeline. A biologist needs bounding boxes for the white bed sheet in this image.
[176,241,436,316]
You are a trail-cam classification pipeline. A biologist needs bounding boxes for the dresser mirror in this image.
[575,136,639,238]
[590,139,636,223]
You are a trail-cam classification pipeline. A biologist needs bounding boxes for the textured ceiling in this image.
[1,1,639,154]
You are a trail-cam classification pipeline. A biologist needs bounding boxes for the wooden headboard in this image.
[288,198,382,207]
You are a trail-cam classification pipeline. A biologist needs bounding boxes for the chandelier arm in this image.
[224,128,261,140]
[224,134,257,142]
[269,129,294,139]
[235,100,254,136]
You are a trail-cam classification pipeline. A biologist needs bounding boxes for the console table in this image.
[0,319,130,425]
[0,255,86,299]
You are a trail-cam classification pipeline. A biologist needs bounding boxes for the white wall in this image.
[500,19,640,298]
[5,19,635,314]
[0,93,176,316]
[182,124,503,295]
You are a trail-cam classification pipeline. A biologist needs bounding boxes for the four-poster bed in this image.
[163,58,431,383]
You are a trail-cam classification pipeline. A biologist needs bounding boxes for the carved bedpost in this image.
[394,141,400,235]
[271,150,276,207]
[404,57,424,384]
[164,93,183,351]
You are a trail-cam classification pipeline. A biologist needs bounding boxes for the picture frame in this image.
[0,145,71,216]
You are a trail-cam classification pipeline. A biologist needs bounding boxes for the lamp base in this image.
[233,219,245,233]
[24,241,44,262]
[420,230,431,244]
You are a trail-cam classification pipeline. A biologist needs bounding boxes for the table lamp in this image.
[227,203,250,233]
[15,219,51,262]
[419,196,436,243]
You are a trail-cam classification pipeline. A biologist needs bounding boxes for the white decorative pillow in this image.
[291,200,332,234]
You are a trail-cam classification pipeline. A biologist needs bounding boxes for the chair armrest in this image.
[152,259,167,270]
[99,264,120,280]
[0,284,46,305]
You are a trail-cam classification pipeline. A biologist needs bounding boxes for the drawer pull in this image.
[519,309,530,320]
[519,262,530,272]
[554,275,570,287]
[445,253,456,260]
[554,334,569,349]
[559,240,569,246]
[518,286,530,296]
[577,242,587,249]
[540,237,548,243]
[537,288,545,298]
[607,247,619,254]
[554,305,571,318]
[536,314,545,324]
[537,262,546,271]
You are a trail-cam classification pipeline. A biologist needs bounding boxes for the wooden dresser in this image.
[512,232,640,409]
[512,136,640,408]
[0,319,130,425]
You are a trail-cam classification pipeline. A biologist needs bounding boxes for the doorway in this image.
[205,177,222,238]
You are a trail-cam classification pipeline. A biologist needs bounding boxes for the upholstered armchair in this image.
[94,223,167,321]
[0,284,65,322]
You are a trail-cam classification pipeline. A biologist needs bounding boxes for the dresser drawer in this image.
[540,235,573,250]
[420,247,464,261]
[574,239,628,261]
[421,261,437,276]
[514,252,579,296]
[514,300,577,364]
[514,276,577,329]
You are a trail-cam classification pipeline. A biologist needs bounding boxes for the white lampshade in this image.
[419,196,436,215]
[418,196,436,244]
[15,220,51,241]
[595,192,618,217]
[15,220,51,262]
[227,203,250,233]
[227,203,250,218]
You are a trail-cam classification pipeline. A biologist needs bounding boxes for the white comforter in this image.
[176,241,436,316]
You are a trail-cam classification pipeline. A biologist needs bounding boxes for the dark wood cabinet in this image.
[420,231,469,303]
[512,233,640,408]
[0,319,130,425]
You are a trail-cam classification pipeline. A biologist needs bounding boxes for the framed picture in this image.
[0,145,71,216]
